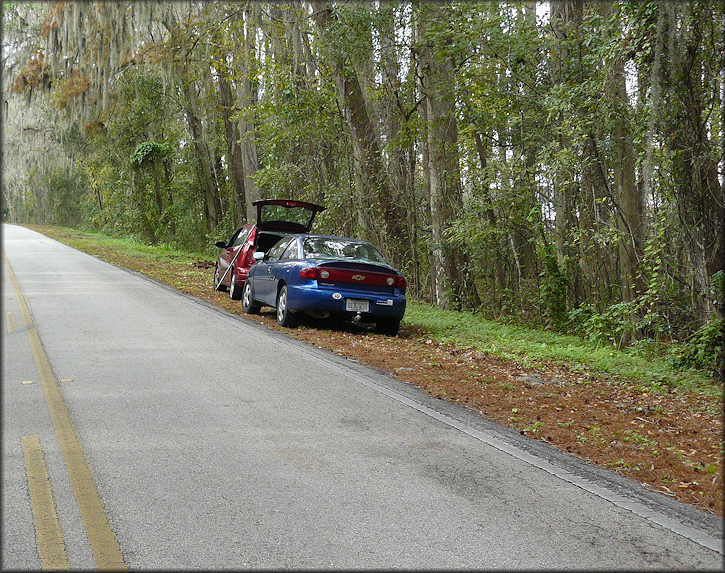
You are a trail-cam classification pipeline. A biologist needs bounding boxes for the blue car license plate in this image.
[345,298,370,312]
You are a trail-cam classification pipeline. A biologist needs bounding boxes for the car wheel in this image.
[242,280,261,315]
[229,272,243,300]
[213,264,228,292]
[375,318,400,336]
[276,285,296,327]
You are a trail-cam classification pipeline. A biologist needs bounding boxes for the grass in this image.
[48,228,212,263]
[403,302,718,395]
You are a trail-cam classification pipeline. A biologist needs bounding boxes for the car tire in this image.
[229,272,243,300]
[213,264,228,292]
[375,318,400,336]
[242,280,261,315]
[276,285,296,327]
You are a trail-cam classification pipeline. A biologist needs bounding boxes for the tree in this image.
[313,1,394,248]
[235,2,261,223]
[416,1,480,310]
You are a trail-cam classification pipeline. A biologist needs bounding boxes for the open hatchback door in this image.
[254,199,325,233]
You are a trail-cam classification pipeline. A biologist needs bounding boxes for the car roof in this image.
[297,234,375,244]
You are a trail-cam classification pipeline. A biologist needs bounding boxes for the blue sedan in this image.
[241,235,407,335]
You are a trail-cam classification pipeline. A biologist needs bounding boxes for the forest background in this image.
[2,1,723,379]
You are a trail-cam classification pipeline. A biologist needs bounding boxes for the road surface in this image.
[2,224,723,569]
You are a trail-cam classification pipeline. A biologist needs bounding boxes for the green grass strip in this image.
[403,302,717,394]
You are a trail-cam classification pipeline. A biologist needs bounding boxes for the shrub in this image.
[671,315,724,375]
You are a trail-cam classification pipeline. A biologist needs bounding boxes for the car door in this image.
[273,238,302,287]
[218,227,249,286]
[253,237,294,306]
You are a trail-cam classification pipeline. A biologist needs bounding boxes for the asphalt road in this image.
[2,223,723,570]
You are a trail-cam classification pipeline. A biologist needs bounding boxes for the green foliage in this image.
[671,315,724,374]
[539,248,570,331]
[632,205,699,341]
[130,141,170,169]
[568,302,637,349]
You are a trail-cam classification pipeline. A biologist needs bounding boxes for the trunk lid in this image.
[314,262,406,290]
[253,199,325,233]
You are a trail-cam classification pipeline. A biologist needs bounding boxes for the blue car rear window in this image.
[302,238,388,264]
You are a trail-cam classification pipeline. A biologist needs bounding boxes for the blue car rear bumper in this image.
[287,283,406,320]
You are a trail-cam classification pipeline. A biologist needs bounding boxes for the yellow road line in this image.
[6,311,17,332]
[4,251,127,571]
[21,435,70,570]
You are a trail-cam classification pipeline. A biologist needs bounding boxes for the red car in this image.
[214,199,325,300]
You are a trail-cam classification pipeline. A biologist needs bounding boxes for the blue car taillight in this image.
[299,267,318,280]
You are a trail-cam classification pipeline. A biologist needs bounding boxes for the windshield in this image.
[302,237,389,265]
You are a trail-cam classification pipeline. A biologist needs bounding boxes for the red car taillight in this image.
[395,276,407,288]
[299,267,318,280]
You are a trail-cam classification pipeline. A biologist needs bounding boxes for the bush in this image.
[539,248,569,331]
[671,315,724,375]
[568,301,636,349]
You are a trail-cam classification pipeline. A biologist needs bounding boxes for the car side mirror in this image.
[253,251,265,261]
[215,241,227,249]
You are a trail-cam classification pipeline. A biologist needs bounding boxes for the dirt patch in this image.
[191,260,214,269]
[22,227,725,518]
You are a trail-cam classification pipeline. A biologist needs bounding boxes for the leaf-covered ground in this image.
[26,227,724,517]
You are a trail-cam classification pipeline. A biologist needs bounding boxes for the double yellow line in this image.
[4,251,126,571]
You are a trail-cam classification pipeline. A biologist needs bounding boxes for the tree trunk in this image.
[719,8,725,384]
[312,2,393,248]
[371,1,412,270]
[471,125,505,295]
[549,0,581,276]
[664,4,724,325]
[184,76,221,232]
[417,1,480,310]
[217,70,246,223]
[602,2,644,307]
[238,3,260,223]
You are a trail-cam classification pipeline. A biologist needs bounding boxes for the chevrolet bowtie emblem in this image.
[351,274,366,281]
